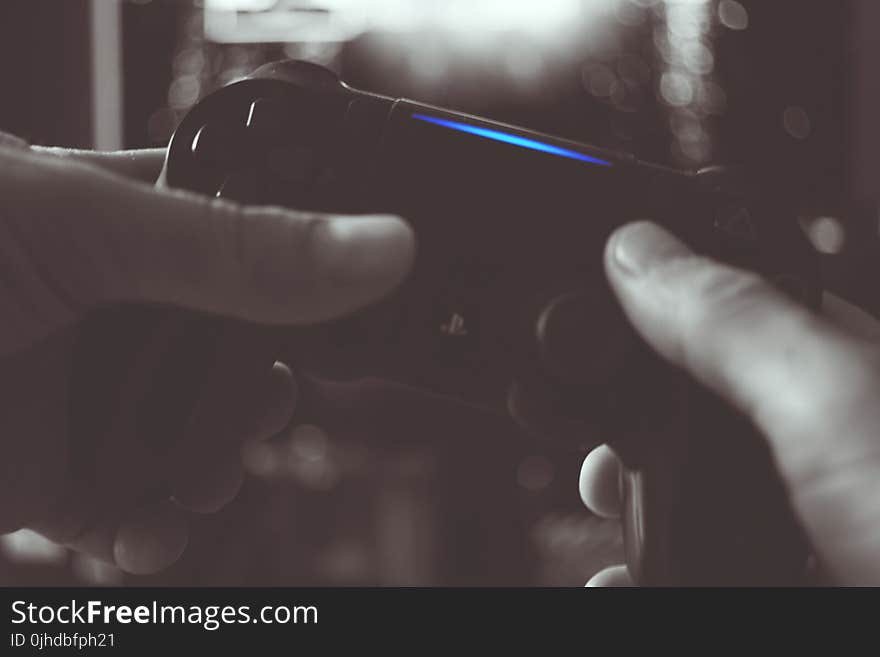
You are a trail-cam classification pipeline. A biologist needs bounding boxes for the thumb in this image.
[0,146,414,346]
[604,220,880,586]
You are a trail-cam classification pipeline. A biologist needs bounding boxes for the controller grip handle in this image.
[70,306,285,473]
[619,382,809,586]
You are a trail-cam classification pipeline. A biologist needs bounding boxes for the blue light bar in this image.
[411,113,613,167]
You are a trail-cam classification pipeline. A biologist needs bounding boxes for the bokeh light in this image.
[718,0,748,31]
[783,105,812,141]
[801,215,847,254]
[658,0,718,166]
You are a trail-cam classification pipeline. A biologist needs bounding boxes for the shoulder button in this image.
[247,60,342,91]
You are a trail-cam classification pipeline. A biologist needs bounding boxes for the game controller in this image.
[77,60,821,585]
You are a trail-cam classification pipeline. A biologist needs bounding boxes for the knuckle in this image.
[684,262,772,335]
[654,258,766,365]
[694,262,765,313]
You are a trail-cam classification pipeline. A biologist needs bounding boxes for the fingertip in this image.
[579,444,622,519]
[232,210,416,325]
[245,361,297,443]
[113,502,189,575]
[316,214,416,291]
[605,221,695,291]
[585,564,634,587]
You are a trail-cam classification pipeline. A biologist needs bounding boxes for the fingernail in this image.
[610,221,692,276]
[114,504,188,575]
[319,214,415,281]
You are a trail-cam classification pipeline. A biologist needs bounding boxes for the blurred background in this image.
[0,0,877,586]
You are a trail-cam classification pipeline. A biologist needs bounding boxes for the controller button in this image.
[536,291,635,387]
[437,307,471,340]
[714,204,762,269]
[416,293,481,355]
[248,60,342,90]
[715,205,757,242]
[400,290,483,369]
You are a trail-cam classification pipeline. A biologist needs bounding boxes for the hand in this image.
[580,221,880,587]
[0,133,414,574]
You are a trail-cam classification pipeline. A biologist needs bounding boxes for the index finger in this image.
[31,146,167,184]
